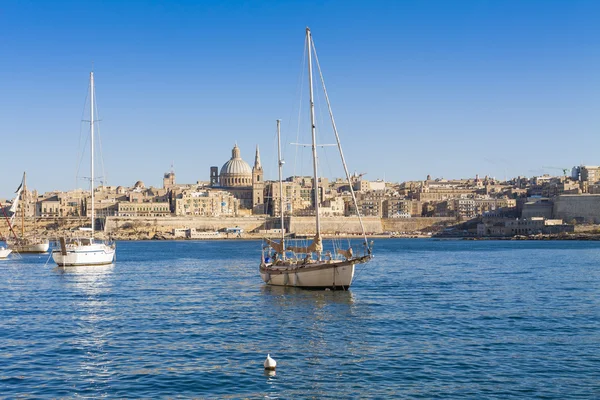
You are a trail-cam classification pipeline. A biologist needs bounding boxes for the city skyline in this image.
[1,0,599,198]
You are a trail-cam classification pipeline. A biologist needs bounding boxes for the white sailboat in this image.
[259,28,373,290]
[8,172,50,253]
[52,71,116,267]
[0,247,11,259]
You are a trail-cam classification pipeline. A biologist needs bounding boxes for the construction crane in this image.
[542,166,568,176]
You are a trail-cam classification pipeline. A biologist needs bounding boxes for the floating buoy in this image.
[264,354,277,370]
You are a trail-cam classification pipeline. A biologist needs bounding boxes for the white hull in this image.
[53,242,115,267]
[260,256,370,289]
[14,240,50,254]
[0,248,12,259]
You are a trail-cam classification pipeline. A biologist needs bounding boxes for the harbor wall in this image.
[103,215,454,236]
[553,194,600,223]
[104,216,267,234]
[382,217,455,232]
[10,216,455,239]
[288,217,383,235]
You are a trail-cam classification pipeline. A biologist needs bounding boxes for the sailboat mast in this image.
[90,71,95,238]
[277,119,285,259]
[21,172,26,238]
[306,27,321,242]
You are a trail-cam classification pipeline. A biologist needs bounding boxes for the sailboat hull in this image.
[0,248,12,259]
[260,255,369,289]
[52,242,115,267]
[14,240,50,253]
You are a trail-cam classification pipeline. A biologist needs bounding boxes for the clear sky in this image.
[1,0,599,198]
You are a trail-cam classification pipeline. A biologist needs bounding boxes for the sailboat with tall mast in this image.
[52,71,116,267]
[8,172,50,253]
[259,28,373,289]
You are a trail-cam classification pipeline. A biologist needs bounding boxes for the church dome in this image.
[134,180,145,189]
[220,144,252,187]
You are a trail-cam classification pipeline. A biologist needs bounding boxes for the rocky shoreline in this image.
[5,217,600,242]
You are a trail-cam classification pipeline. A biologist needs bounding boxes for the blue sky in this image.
[1,0,599,198]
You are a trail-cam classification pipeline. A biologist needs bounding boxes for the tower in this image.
[210,166,219,187]
[163,171,175,189]
[252,145,265,213]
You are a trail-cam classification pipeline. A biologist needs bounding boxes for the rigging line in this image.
[75,84,90,190]
[285,31,308,179]
[292,34,308,182]
[308,40,350,248]
[311,38,369,249]
[93,90,107,186]
[43,248,53,268]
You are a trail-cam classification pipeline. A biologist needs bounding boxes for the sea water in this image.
[0,239,599,398]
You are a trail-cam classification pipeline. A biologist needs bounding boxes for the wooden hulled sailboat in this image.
[259,28,373,290]
[8,172,50,253]
[52,71,116,267]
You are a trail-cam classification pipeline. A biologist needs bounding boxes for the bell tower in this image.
[210,166,219,187]
[252,145,265,213]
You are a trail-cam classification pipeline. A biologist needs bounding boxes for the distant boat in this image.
[52,71,116,267]
[259,28,373,290]
[0,246,11,259]
[7,172,50,253]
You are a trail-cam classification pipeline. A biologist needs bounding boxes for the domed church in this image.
[210,143,264,213]
[219,144,253,187]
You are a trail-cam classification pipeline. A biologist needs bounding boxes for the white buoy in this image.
[264,354,277,370]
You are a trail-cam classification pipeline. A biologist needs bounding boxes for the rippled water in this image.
[1,239,599,398]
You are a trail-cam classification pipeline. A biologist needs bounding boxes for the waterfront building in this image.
[37,190,86,217]
[415,178,483,202]
[382,198,421,218]
[174,189,239,217]
[477,217,573,237]
[37,195,61,217]
[348,191,385,217]
[320,197,345,216]
[521,198,554,219]
[117,201,171,217]
[266,180,306,217]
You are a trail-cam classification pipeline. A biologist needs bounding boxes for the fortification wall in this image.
[104,216,268,234]
[553,195,600,223]
[12,215,457,239]
[103,216,454,236]
[382,217,455,232]
[288,217,383,234]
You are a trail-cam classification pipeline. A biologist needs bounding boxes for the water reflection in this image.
[53,264,115,393]
[260,285,356,305]
[258,284,366,397]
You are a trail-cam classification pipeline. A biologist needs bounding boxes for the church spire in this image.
[254,145,262,170]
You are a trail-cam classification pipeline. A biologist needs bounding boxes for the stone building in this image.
[266,180,306,217]
[477,217,573,237]
[382,198,422,218]
[117,201,171,217]
[37,190,86,217]
[580,166,600,183]
[174,189,239,217]
[163,172,176,190]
